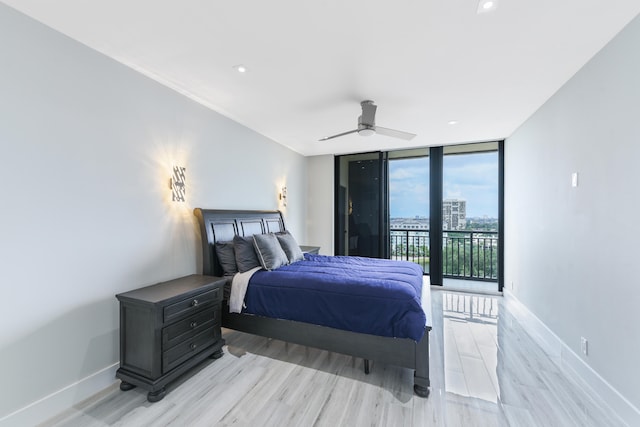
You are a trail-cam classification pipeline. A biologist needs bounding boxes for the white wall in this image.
[306,155,334,255]
[505,12,640,422]
[0,4,306,424]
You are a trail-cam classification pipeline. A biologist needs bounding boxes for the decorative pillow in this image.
[276,231,304,263]
[233,235,261,273]
[253,233,289,271]
[215,241,238,276]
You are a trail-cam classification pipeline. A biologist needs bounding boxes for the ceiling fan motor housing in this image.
[358,100,377,136]
[357,115,376,136]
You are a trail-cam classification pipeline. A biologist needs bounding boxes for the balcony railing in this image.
[390,229,498,281]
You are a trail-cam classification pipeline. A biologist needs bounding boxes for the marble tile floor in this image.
[42,290,624,426]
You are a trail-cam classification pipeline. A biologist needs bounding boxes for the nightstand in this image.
[300,245,320,255]
[115,275,226,402]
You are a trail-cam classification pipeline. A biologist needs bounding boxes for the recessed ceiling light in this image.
[477,0,498,14]
[233,64,248,73]
[448,120,459,125]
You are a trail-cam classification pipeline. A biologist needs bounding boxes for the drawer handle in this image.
[190,321,197,328]
[191,299,199,307]
[190,343,197,350]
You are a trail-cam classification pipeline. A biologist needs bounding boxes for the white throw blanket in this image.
[229,266,262,313]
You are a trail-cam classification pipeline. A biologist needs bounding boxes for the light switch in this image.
[571,172,578,187]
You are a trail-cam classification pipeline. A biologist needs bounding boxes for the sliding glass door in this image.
[335,141,504,291]
[388,149,430,273]
[334,152,388,258]
[442,142,501,291]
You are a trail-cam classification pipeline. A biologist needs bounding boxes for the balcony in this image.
[390,229,498,281]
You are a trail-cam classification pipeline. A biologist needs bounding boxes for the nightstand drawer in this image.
[162,328,220,373]
[162,309,219,350]
[164,288,221,323]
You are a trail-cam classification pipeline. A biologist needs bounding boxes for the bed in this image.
[194,208,432,397]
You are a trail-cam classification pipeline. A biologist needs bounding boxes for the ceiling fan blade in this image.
[375,126,416,140]
[360,101,377,126]
[319,129,359,141]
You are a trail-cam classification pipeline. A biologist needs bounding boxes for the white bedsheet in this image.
[229,266,262,313]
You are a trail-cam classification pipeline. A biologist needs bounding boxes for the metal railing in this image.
[390,229,498,281]
[390,229,431,273]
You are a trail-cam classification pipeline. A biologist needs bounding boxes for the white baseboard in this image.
[504,290,640,427]
[0,363,119,427]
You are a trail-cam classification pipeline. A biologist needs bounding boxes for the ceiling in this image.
[4,1,640,156]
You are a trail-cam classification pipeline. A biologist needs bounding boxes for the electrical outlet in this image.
[510,280,514,290]
[581,337,588,356]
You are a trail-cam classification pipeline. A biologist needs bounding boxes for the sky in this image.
[389,152,498,218]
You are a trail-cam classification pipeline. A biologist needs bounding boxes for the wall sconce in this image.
[170,166,186,202]
[279,186,287,207]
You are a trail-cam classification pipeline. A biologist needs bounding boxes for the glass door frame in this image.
[333,151,389,259]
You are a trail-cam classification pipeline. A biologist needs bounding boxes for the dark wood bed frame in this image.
[194,208,432,397]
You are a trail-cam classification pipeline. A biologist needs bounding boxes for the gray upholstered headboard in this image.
[194,208,286,277]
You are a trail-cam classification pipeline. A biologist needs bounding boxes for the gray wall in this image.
[0,4,306,419]
[306,155,334,255]
[505,13,640,411]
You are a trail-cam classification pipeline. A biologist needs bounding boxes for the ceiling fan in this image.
[319,100,416,141]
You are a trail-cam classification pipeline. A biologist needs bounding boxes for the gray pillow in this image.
[276,231,304,263]
[253,233,289,271]
[233,235,261,272]
[215,241,238,276]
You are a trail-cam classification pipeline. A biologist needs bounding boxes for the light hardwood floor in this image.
[42,290,624,426]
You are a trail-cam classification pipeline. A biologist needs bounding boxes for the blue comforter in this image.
[242,254,427,341]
